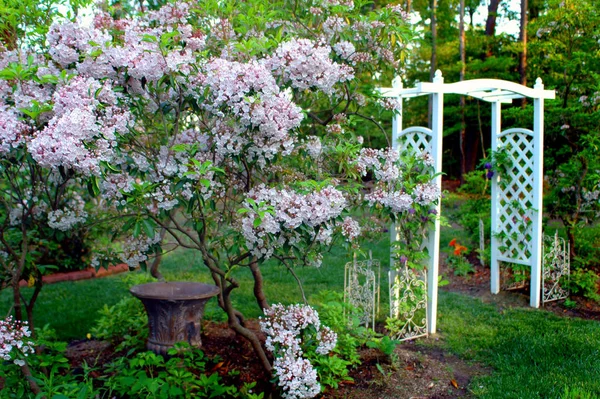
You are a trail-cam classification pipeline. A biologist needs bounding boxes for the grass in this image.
[435,292,600,398]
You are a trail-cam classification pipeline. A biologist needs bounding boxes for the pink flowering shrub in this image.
[1,0,416,388]
[260,304,337,399]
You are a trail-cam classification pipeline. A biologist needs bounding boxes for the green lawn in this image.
[436,292,600,398]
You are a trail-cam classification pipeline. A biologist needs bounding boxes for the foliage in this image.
[567,269,600,303]
[91,295,148,351]
[366,335,400,365]
[0,326,98,399]
[102,345,243,399]
[524,0,600,265]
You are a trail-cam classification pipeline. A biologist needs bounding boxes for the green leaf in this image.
[142,219,155,239]
[133,221,141,238]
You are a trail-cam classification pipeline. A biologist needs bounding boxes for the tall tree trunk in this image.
[518,0,528,106]
[485,0,501,36]
[459,0,467,183]
[428,0,438,127]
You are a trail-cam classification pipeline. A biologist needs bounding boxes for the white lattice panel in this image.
[397,127,433,154]
[497,129,535,263]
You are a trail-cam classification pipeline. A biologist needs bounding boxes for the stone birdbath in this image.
[129,282,220,356]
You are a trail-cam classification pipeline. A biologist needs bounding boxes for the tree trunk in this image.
[459,0,467,183]
[518,0,528,107]
[485,0,501,36]
[12,282,22,321]
[20,363,43,397]
[221,279,272,372]
[249,259,270,311]
[428,0,438,127]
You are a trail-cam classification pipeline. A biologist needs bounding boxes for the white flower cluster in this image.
[413,182,440,206]
[0,104,28,154]
[120,233,162,268]
[48,194,88,231]
[47,2,204,82]
[260,304,338,399]
[241,185,347,258]
[0,317,34,367]
[304,136,322,158]
[355,147,400,182]
[203,58,304,166]
[263,38,354,95]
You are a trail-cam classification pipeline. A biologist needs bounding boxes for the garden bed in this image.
[62,320,485,399]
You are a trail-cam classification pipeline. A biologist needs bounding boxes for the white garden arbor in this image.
[379,71,555,335]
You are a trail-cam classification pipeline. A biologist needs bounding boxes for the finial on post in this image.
[534,77,544,89]
[433,69,444,83]
[392,76,403,89]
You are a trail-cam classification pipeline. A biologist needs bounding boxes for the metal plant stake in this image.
[388,265,427,341]
[479,218,486,266]
[542,231,570,304]
[343,252,380,329]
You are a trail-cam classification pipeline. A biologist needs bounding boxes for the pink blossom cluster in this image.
[386,4,410,20]
[0,317,34,367]
[333,41,356,61]
[413,182,440,205]
[339,216,361,240]
[47,21,110,68]
[241,185,347,258]
[355,147,400,182]
[120,233,162,268]
[48,193,88,231]
[323,17,348,38]
[260,303,337,399]
[356,148,440,213]
[47,2,205,82]
[321,0,355,9]
[0,104,28,154]
[28,76,131,175]
[304,136,322,158]
[203,59,304,165]
[263,38,354,95]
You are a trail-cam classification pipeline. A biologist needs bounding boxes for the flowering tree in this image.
[1,0,419,392]
[0,47,131,330]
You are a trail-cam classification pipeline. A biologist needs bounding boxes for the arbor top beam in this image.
[378,72,556,103]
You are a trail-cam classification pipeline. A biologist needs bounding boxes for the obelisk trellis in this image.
[379,71,555,336]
